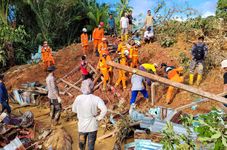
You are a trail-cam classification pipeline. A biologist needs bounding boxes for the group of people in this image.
[1,9,227,150]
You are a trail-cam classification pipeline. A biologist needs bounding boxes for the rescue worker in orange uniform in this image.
[115,50,129,90]
[81,28,89,55]
[41,41,55,70]
[92,22,105,56]
[98,38,109,57]
[129,42,139,68]
[117,41,128,57]
[161,63,184,104]
[97,53,112,91]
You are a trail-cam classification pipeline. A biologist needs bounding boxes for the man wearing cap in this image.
[139,63,158,85]
[81,28,89,55]
[0,74,11,115]
[189,36,208,86]
[161,63,184,104]
[92,22,105,56]
[130,69,149,105]
[120,12,129,41]
[72,76,107,150]
[46,66,62,125]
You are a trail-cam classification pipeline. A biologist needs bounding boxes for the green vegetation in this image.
[161,110,227,150]
[216,0,227,20]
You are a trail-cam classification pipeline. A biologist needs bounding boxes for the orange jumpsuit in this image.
[81,33,89,55]
[92,28,104,52]
[98,42,109,56]
[115,56,127,89]
[166,67,184,104]
[41,46,55,69]
[98,55,112,90]
[117,42,128,58]
[129,47,139,68]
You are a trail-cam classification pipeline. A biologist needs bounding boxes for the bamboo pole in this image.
[107,61,227,104]
[59,78,81,91]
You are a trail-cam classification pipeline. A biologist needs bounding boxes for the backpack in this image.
[194,44,205,60]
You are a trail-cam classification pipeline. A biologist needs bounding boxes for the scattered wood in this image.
[59,78,81,91]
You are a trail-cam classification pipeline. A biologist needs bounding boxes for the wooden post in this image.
[151,82,159,106]
[107,61,227,104]
[175,92,227,111]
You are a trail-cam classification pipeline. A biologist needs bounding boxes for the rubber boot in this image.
[166,86,174,104]
[189,74,194,85]
[196,74,202,86]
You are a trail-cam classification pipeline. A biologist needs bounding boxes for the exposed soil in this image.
[3,37,226,149]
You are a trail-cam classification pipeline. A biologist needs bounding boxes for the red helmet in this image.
[100,22,104,27]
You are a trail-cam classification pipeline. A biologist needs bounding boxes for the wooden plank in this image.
[175,92,227,111]
[59,78,81,91]
[88,63,97,74]
[107,61,227,104]
[63,78,83,93]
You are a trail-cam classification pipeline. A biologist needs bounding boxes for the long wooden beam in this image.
[107,61,227,104]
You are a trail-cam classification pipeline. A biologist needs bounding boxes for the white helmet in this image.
[221,60,227,68]
[82,28,87,32]
[135,40,141,47]
[124,49,129,56]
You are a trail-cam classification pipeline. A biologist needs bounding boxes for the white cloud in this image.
[202,11,215,18]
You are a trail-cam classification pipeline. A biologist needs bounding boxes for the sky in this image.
[97,0,218,19]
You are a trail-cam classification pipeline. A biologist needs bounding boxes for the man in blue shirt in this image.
[0,74,11,115]
[107,14,117,37]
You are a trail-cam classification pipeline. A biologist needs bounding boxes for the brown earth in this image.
[3,37,226,149]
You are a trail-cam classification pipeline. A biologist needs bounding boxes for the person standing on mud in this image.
[46,66,62,125]
[189,36,208,86]
[221,60,227,109]
[72,79,107,150]
[0,74,11,115]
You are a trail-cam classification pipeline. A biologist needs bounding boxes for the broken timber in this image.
[59,78,81,91]
[107,61,227,104]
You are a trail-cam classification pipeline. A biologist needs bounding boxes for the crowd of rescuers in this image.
[0,9,223,150]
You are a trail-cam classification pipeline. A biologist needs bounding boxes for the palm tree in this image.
[0,0,9,25]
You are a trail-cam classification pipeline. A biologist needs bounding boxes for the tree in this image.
[216,0,227,20]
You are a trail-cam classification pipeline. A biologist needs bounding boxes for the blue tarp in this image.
[124,139,163,150]
[7,4,16,24]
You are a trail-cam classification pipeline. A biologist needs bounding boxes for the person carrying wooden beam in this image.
[97,53,112,91]
[161,63,184,104]
[115,50,129,90]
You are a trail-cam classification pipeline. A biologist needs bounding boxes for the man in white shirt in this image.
[130,73,149,105]
[144,26,154,44]
[72,78,107,150]
[120,12,129,41]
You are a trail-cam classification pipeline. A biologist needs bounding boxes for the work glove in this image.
[57,97,62,103]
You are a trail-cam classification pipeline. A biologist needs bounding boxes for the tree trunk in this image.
[5,41,15,66]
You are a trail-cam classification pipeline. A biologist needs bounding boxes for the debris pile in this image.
[9,82,47,106]
[0,111,35,149]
